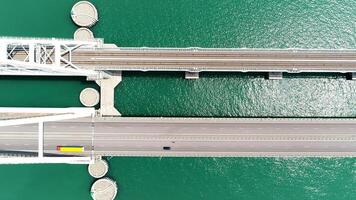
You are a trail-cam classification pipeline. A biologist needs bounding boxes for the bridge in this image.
[73,47,356,76]
[0,107,95,164]
[2,117,356,157]
[0,36,356,164]
[0,37,103,79]
[4,37,356,77]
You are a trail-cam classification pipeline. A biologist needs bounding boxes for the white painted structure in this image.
[1,36,356,161]
[91,178,118,200]
[88,159,109,178]
[80,88,100,107]
[74,28,95,41]
[0,37,120,116]
[0,37,102,79]
[0,107,95,126]
[96,72,121,116]
[0,107,95,164]
[71,1,98,27]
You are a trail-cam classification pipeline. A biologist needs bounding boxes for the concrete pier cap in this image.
[96,71,122,116]
[185,71,200,79]
[267,72,283,80]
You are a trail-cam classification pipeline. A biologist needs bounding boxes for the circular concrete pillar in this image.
[91,178,118,200]
[80,88,100,107]
[74,28,95,41]
[88,159,109,178]
[71,1,98,27]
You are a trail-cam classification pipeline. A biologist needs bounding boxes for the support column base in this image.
[96,72,121,116]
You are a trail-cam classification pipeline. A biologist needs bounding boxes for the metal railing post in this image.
[38,121,44,158]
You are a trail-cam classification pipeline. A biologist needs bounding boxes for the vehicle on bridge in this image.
[56,146,85,153]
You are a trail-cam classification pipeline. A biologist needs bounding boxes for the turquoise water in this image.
[0,1,94,200]
[0,0,76,38]
[116,72,356,117]
[0,1,355,200]
[0,0,98,108]
[92,0,356,48]
[2,0,356,118]
[107,157,356,200]
[0,164,93,200]
[91,0,356,117]
[0,76,97,107]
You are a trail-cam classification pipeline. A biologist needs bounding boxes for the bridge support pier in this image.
[349,72,356,80]
[185,72,200,79]
[96,72,121,116]
[267,72,283,80]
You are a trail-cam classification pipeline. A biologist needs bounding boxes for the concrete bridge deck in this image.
[1,117,355,157]
[72,48,356,73]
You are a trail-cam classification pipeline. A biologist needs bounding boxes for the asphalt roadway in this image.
[0,117,355,157]
[73,48,356,73]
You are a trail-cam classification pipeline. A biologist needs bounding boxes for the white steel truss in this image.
[0,107,95,164]
[0,37,102,79]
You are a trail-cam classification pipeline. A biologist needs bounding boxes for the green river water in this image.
[0,0,355,199]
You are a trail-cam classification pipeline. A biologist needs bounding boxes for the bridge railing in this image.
[0,107,95,164]
[0,37,103,79]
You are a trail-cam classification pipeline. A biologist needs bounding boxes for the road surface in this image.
[72,48,356,73]
[0,118,355,157]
